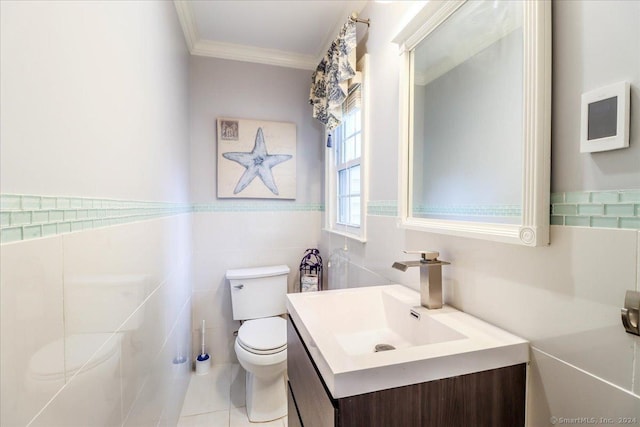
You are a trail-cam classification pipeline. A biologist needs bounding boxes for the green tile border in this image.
[0,193,325,244]
[3,188,638,244]
[549,190,639,230]
[368,189,639,231]
[1,193,192,244]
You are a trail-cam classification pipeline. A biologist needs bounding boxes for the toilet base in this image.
[245,371,287,422]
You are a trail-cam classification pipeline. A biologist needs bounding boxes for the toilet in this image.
[226,265,289,423]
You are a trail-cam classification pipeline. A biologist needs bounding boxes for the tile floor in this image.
[178,364,288,427]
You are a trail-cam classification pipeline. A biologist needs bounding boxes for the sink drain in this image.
[374,343,396,352]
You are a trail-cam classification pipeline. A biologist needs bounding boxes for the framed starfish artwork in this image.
[217,118,296,199]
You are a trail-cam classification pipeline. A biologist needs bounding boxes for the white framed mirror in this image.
[394,0,551,246]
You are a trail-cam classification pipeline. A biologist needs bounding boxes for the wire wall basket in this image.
[299,249,323,292]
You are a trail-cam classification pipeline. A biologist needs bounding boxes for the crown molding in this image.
[173,0,198,52]
[173,0,318,70]
[191,39,318,70]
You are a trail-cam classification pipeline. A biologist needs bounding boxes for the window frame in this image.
[324,55,369,242]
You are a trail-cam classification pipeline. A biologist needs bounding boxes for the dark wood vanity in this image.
[287,317,526,427]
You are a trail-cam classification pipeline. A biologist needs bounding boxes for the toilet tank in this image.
[227,265,290,321]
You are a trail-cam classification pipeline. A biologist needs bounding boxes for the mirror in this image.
[394,0,551,246]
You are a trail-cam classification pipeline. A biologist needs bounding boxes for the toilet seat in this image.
[237,317,286,355]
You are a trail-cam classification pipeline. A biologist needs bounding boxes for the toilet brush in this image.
[195,320,210,375]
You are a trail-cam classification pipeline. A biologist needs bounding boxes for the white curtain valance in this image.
[309,20,357,138]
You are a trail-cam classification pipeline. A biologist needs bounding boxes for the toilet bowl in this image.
[226,265,290,423]
[234,317,287,422]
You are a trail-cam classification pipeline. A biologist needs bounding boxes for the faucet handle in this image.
[403,250,439,261]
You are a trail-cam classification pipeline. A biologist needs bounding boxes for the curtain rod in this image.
[349,14,370,27]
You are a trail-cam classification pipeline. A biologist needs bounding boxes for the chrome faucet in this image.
[392,250,450,309]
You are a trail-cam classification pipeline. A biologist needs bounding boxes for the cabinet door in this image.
[337,364,526,427]
[287,318,336,427]
[287,382,303,427]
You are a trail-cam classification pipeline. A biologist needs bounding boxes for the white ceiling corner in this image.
[173,0,367,71]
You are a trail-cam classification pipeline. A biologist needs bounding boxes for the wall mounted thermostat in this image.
[580,81,630,153]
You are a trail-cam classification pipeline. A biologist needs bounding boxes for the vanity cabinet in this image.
[287,317,526,427]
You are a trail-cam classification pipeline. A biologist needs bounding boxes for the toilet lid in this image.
[29,333,120,380]
[237,317,286,354]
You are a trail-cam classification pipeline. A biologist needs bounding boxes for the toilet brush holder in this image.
[195,353,210,375]
[195,319,210,375]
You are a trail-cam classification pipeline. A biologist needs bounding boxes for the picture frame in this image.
[217,118,296,199]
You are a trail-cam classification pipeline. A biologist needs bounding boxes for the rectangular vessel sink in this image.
[286,285,528,398]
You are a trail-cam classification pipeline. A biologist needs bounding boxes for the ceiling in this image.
[174,0,367,70]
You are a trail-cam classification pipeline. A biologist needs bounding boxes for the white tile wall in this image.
[122,301,192,427]
[528,348,640,426]
[0,216,193,427]
[0,237,65,427]
[29,333,124,427]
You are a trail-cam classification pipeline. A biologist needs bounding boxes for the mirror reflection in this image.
[410,0,524,224]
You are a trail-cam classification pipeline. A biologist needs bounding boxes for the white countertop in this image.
[286,285,529,398]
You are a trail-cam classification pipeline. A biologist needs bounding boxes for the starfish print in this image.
[222,127,292,195]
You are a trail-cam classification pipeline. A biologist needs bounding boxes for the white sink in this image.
[286,285,528,398]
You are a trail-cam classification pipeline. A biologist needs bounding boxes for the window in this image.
[336,101,362,227]
[325,55,368,241]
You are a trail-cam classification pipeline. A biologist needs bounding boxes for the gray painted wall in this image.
[0,0,191,202]
[552,0,640,191]
[189,56,324,204]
